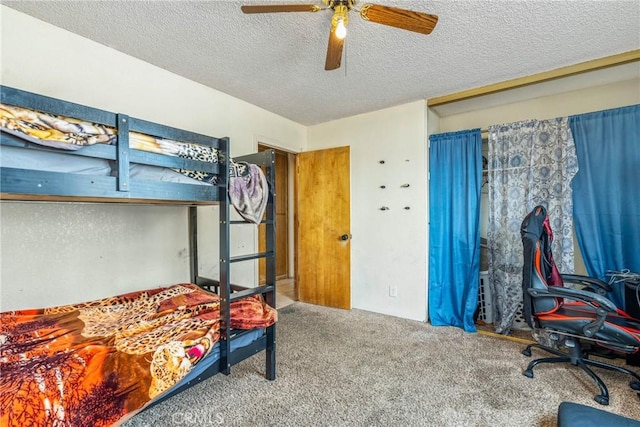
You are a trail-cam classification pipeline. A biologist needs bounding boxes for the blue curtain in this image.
[428,129,482,332]
[570,105,640,306]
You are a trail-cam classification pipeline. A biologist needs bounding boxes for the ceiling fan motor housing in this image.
[324,0,357,10]
[331,5,349,29]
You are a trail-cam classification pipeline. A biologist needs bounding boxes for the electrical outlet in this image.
[389,285,398,297]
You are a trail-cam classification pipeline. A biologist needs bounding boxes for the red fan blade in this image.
[360,4,438,35]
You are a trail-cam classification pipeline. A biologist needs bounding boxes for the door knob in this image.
[340,234,349,241]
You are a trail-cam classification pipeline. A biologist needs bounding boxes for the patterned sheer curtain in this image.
[487,117,578,334]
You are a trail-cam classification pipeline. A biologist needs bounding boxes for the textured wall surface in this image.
[0,8,306,311]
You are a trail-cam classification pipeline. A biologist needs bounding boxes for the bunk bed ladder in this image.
[188,148,276,380]
[226,149,277,381]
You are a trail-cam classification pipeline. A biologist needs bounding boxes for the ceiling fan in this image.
[241,0,438,70]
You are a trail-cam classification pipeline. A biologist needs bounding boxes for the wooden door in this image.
[258,147,288,283]
[296,146,350,309]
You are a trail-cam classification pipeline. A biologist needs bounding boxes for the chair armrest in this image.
[527,287,618,338]
[561,274,612,295]
[528,287,617,312]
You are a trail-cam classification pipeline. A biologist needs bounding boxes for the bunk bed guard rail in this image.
[0,85,228,203]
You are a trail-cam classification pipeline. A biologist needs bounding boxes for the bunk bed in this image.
[0,86,277,426]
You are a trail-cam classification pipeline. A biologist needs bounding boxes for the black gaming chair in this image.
[520,205,640,405]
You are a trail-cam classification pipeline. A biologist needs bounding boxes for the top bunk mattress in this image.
[0,87,269,222]
[1,144,210,186]
[0,103,239,185]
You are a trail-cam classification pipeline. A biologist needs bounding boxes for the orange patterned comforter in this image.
[0,283,276,426]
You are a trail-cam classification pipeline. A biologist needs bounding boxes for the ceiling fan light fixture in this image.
[331,4,349,39]
[335,18,347,39]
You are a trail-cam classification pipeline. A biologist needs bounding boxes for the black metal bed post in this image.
[188,206,198,284]
[264,150,277,380]
[219,137,232,375]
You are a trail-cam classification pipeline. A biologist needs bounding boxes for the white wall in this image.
[0,7,306,310]
[308,101,429,322]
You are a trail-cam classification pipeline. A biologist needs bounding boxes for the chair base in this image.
[522,340,640,405]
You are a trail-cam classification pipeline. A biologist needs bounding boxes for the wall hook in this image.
[404,206,411,210]
[401,184,410,188]
[380,206,389,211]
[379,160,385,164]
[380,185,386,189]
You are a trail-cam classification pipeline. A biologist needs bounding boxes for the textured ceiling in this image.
[4,0,640,125]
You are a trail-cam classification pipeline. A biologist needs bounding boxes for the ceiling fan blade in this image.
[241,4,321,13]
[360,4,438,35]
[325,27,344,70]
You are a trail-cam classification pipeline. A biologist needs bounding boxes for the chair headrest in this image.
[521,205,547,242]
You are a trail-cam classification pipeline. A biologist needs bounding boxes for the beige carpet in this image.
[125,302,640,426]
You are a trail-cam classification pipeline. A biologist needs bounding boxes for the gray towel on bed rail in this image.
[229,163,268,224]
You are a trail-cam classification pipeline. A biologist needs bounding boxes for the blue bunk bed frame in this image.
[0,86,277,409]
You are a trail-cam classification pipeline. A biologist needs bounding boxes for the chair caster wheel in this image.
[594,395,609,406]
[523,369,534,378]
[630,380,640,391]
[522,349,532,357]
